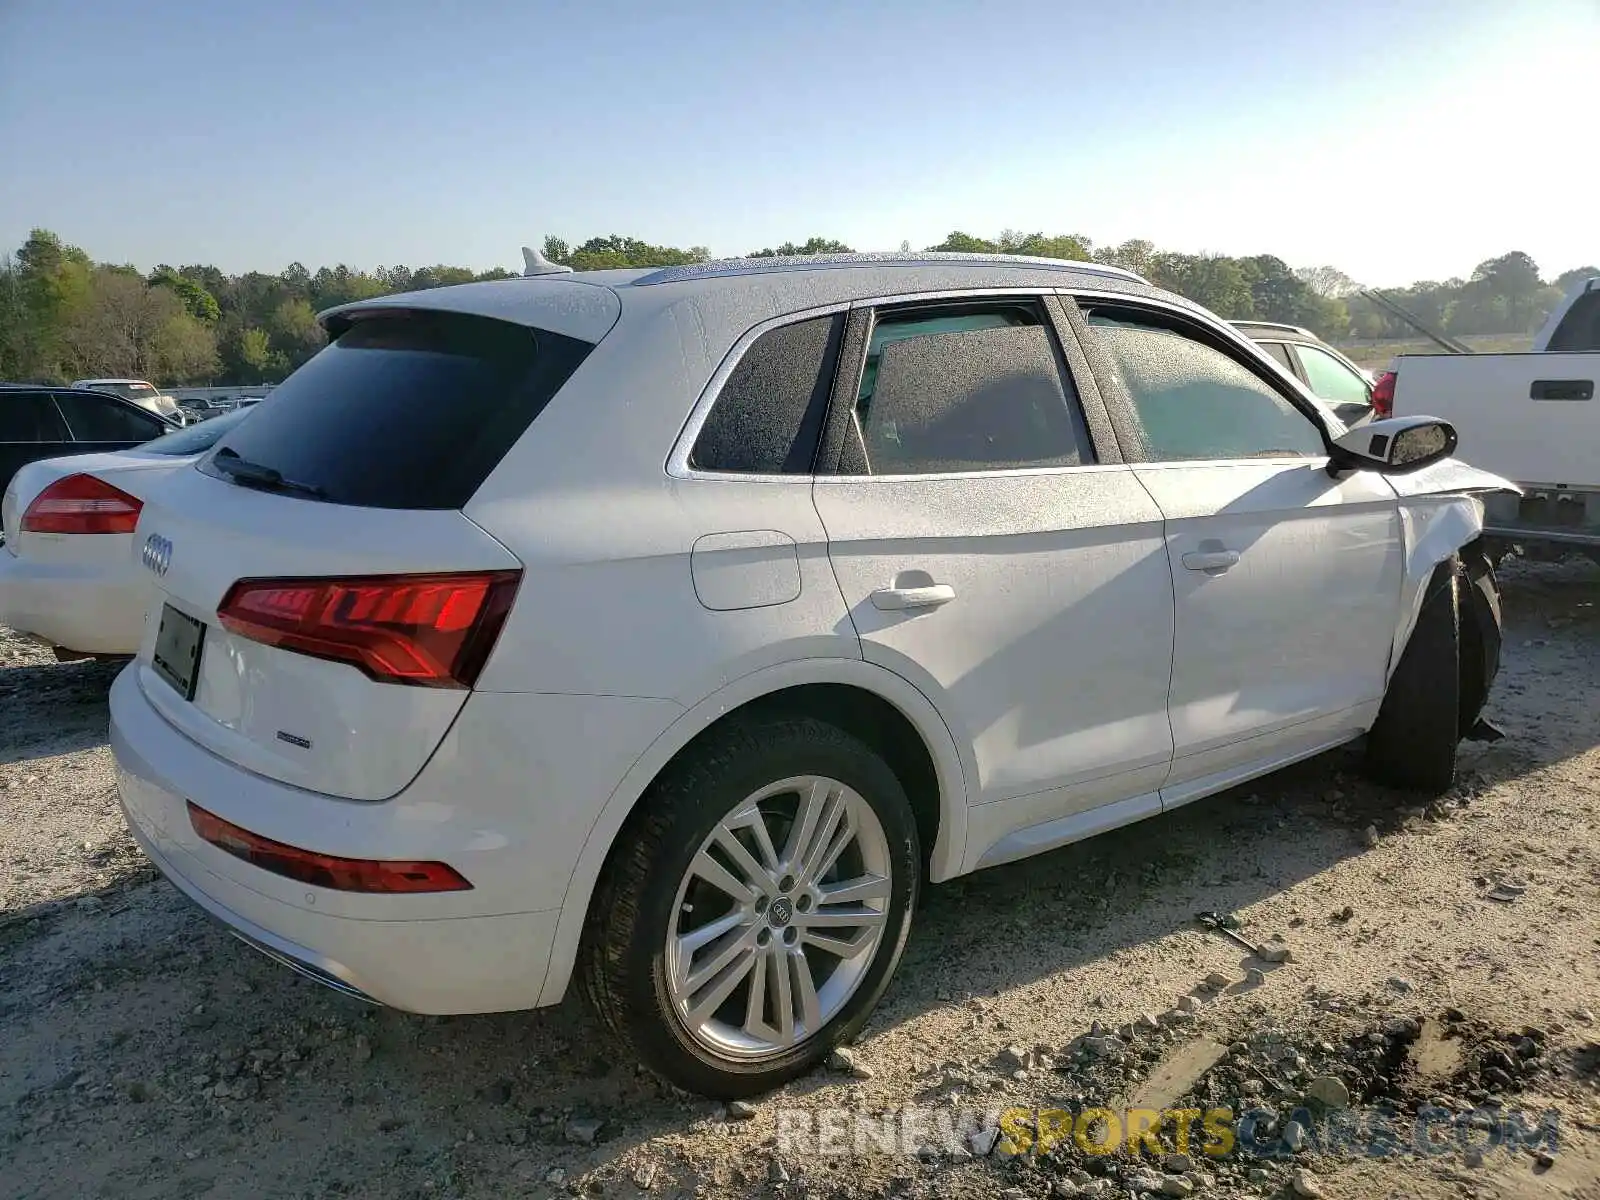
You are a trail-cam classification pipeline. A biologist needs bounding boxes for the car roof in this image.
[318,252,1178,345]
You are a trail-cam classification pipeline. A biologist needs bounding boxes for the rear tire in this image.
[580,715,920,1099]
[1458,547,1502,735]
[1365,559,1462,793]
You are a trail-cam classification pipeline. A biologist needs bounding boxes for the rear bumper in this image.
[0,547,146,653]
[110,665,562,1014]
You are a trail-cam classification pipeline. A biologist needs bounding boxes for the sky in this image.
[1,0,1594,287]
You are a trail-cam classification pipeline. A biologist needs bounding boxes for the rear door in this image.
[811,293,1177,866]
[52,390,170,450]
[1068,297,1402,802]
[130,307,597,800]
[1,390,74,502]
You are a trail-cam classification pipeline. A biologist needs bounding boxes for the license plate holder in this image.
[152,605,205,700]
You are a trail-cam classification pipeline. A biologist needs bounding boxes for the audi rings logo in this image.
[142,533,173,577]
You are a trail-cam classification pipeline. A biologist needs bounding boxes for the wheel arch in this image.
[1390,495,1487,681]
[536,658,972,1005]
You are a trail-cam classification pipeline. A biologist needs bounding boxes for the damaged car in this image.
[109,249,1514,1098]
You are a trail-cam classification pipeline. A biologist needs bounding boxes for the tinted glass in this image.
[1547,291,1600,352]
[139,408,249,455]
[53,391,168,442]
[690,313,842,473]
[1087,313,1325,461]
[856,309,1093,474]
[1258,341,1296,371]
[1294,344,1372,406]
[203,311,593,509]
[0,392,70,442]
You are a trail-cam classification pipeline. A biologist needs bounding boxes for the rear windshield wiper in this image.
[212,447,328,500]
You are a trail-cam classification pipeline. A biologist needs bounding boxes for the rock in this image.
[1534,1149,1556,1169]
[1464,1147,1484,1168]
[1160,1177,1195,1197]
[1178,996,1199,1013]
[1123,1170,1164,1194]
[484,1079,512,1105]
[1257,943,1292,963]
[1247,1167,1271,1183]
[1082,1036,1122,1059]
[351,1035,372,1063]
[1291,1168,1324,1198]
[1282,1120,1307,1152]
[544,1167,567,1185]
[1163,1153,1194,1174]
[75,896,104,912]
[1053,1184,1082,1199]
[1386,976,1412,993]
[725,1099,758,1121]
[1363,825,1379,848]
[1245,968,1267,986]
[827,1046,873,1079]
[767,1159,790,1184]
[969,1125,1000,1156]
[1204,971,1232,991]
[1136,1013,1162,1033]
[565,1116,605,1144]
[1385,1017,1420,1039]
[632,1163,658,1190]
[1305,1075,1350,1109]
[1571,1007,1594,1024]
[997,1044,1031,1071]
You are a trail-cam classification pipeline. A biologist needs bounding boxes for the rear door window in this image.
[1257,341,1297,372]
[202,311,594,509]
[0,391,71,442]
[53,391,169,442]
[853,302,1095,475]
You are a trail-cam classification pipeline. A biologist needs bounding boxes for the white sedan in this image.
[0,410,248,657]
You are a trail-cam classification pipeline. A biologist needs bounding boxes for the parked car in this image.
[0,409,250,657]
[70,378,186,424]
[2,384,178,498]
[1232,321,1376,428]
[110,251,1512,1099]
[176,396,231,422]
[1378,275,1600,561]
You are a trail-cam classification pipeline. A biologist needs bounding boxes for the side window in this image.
[690,313,843,474]
[1293,344,1372,406]
[1258,341,1296,372]
[853,303,1094,475]
[1085,311,1326,462]
[52,392,167,442]
[0,392,70,442]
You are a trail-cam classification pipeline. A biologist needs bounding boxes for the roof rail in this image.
[1230,320,1315,337]
[632,251,1147,288]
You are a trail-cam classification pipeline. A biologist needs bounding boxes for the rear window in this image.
[201,311,594,509]
[139,408,249,455]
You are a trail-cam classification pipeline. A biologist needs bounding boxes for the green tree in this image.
[152,269,221,323]
[926,231,997,253]
[1553,266,1599,294]
[748,237,853,257]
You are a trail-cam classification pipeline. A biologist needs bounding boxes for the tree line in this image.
[1,227,1591,388]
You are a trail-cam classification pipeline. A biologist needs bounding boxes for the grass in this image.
[1333,333,1534,371]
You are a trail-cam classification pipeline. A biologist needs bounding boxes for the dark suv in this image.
[1232,321,1376,428]
[1,384,177,497]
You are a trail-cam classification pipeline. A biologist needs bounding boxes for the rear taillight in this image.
[187,802,472,893]
[1371,370,1396,418]
[216,570,520,688]
[20,474,143,534]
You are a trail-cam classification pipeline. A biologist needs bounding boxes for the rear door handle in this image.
[871,584,956,611]
[1530,379,1593,401]
[1181,549,1240,572]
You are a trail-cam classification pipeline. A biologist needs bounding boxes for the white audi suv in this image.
[110,251,1511,1098]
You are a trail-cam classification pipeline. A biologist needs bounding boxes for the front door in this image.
[1071,301,1403,799]
[810,295,1178,868]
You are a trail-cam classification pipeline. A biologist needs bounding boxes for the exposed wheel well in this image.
[640,683,942,872]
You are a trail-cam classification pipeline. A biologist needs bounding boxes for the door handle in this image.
[1181,549,1240,572]
[1530,379,1593,401]
[871,584,956,611]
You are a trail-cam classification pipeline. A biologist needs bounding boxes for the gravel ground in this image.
[2,558,1597,1200]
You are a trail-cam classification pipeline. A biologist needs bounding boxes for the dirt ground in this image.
[2,558,1597,1200]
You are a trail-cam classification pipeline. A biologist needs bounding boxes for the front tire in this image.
[1365,559,1462,792]
[580,715,921,1099]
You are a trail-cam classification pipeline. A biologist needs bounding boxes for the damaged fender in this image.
[1385,457,1520,680]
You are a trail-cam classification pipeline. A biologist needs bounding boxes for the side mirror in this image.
[1327,415,1458,476]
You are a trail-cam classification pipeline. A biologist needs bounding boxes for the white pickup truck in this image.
[1377,276,1599,561]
